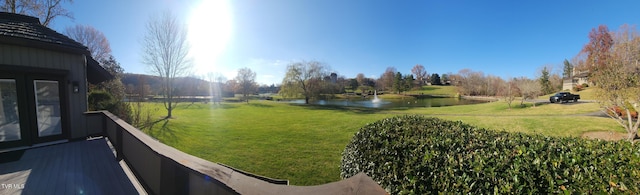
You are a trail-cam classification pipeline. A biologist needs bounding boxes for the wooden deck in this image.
[0,138,144,194]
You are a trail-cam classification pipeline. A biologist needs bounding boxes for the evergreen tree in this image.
[563,59,573,78]
[404,74,414,91]
[430,73,442,85]
[539,67,553,94]
[393,72,403,94]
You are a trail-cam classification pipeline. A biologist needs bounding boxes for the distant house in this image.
[0,12,111,150]
[562,70,590,91]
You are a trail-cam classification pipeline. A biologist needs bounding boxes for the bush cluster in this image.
[341,115,640,194]
[88,90,131,122]
[574,83,589,92]
[573,85,584,92]
[608,106,639,119]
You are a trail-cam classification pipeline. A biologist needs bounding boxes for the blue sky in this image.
[52,0,640,85]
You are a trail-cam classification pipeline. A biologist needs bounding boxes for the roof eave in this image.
[0,35,114,84]
[87,57,114,84]
[0,35,89,55]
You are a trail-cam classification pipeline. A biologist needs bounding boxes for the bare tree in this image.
[502,78,517,110]
[516,77,541,107]
[63,24,130,120]
[64,24,111,62]
[356,73,374,94]
[141,11,191,118]
[549,73,563,93]
[455,69,486,96]
[411,64,428,86]
[234,68,257,103]
[280,60,328,104]
[355,73,366,87]
[377,67,396,92]
[588,24,640,141]
[453,68,507,97]
[225,79,238,96]
[1,0,73,26]
[485,75,503,96]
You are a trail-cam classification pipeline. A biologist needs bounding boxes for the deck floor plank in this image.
[0,138,139,194]
[60,143,73,194]
[49,142,64,195]
[60,140,72,195]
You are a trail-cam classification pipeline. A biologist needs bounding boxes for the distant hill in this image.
[121,73,161,95]
[121,73,212,96]
[121,73,279,97]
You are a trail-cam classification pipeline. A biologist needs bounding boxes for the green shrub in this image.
[88,90,115,111]
[88,90,131,122]
[573,85,584,92]
[341,115,640,194]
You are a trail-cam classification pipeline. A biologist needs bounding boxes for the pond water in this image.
[284,97,487,109]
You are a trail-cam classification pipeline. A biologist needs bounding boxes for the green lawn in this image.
[140,102,393,185]
[138,94,623,186]
[410,85,458,96]
[574,87,596,100]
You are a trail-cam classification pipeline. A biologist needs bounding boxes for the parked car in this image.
[549,92,580,103]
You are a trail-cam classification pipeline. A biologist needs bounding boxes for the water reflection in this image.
[284,97,486,109]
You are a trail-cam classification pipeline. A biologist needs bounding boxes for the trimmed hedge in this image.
[341,115,640,194]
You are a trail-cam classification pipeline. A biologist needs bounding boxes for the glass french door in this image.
[34,80,62,138]
[0,74,67,150]
[0,79,21,142]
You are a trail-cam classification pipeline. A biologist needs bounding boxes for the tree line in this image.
[450,67,563,108]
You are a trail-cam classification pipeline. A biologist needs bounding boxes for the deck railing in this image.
[85,111,387,195]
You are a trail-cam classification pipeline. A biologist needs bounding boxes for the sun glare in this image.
[188,0,233,74]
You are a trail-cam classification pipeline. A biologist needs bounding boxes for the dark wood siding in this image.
[0,44,88,140]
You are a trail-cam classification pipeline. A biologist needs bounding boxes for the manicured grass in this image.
[139,96,622,186]
[410,85,458,96]
[437,116,622,137]
[395,100,624,136]
[142,101,392,185]
[405,100,603,116]
[575,87,596,100]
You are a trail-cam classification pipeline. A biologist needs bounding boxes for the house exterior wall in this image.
[562,77,590,91]
[576,77,589,86]
[0,43,88,140]
[562,78,573,91]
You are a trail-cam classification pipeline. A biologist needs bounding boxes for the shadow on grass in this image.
[556,101,592,105]
[207,103,238,109]
[142,118,178,143]
[176,102,239,110]
[420,86,440,91]
[184,102,197,109]
[248,103,273,108]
